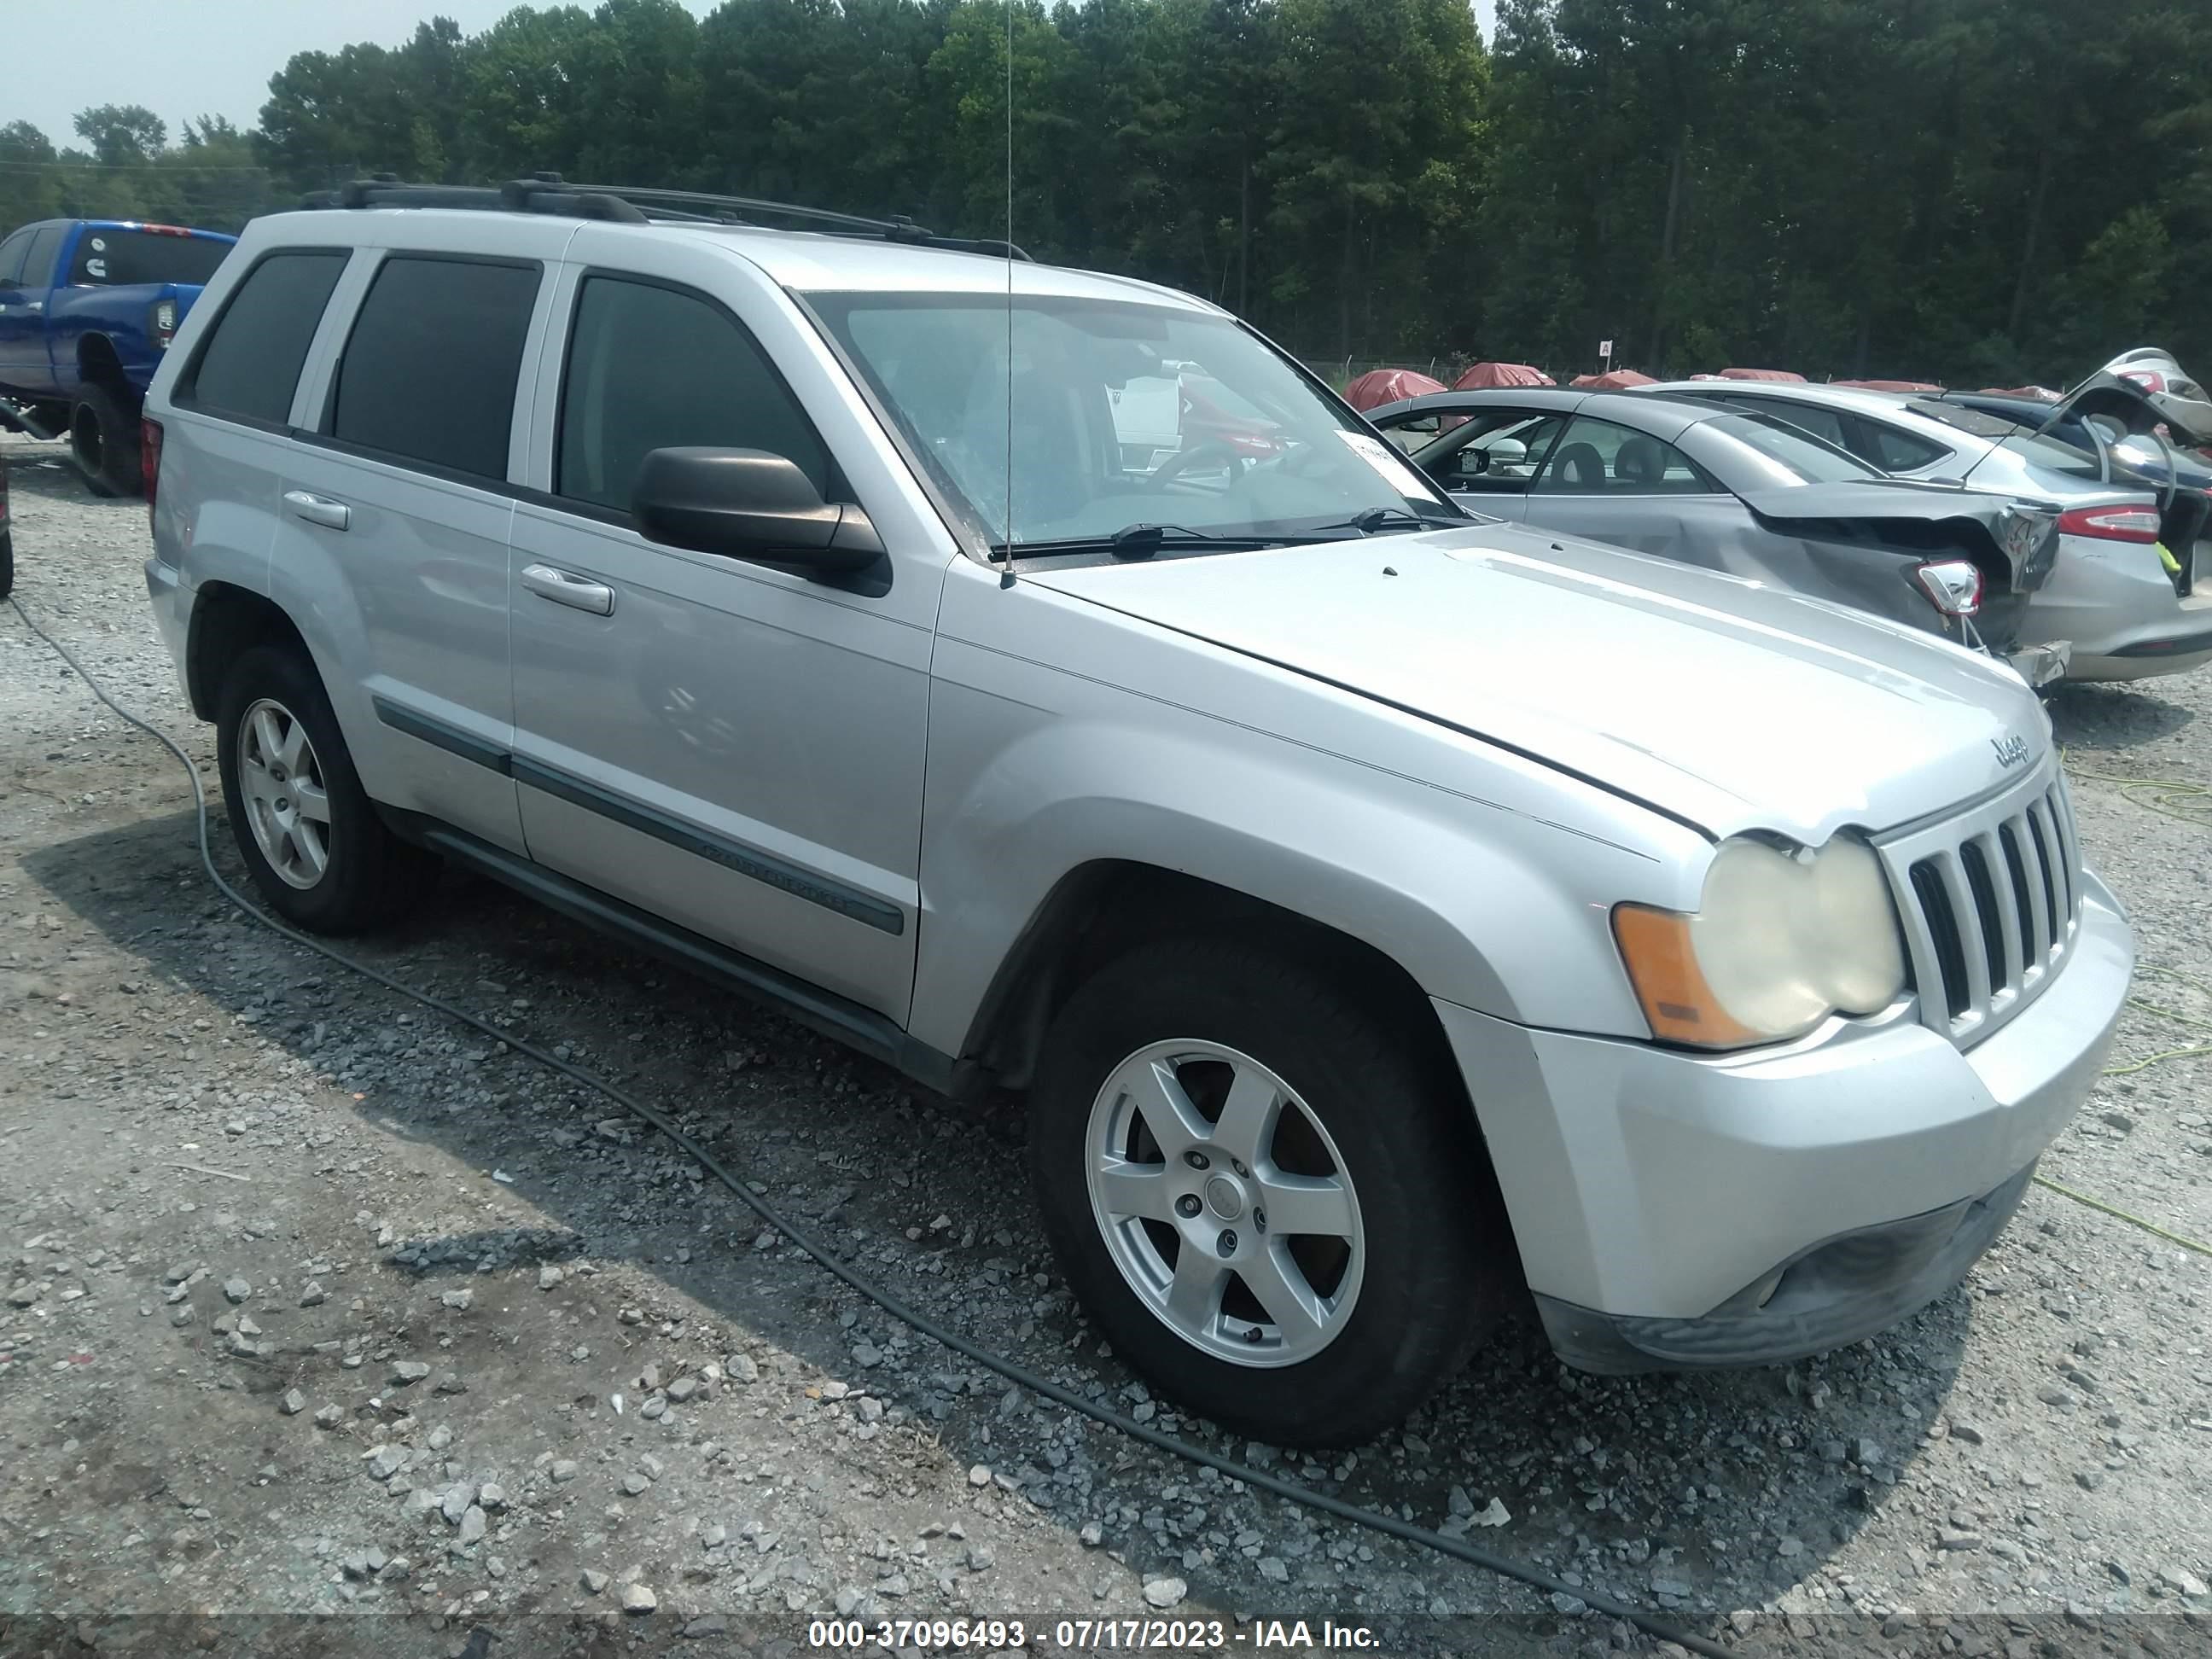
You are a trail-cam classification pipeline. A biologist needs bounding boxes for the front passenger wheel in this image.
[215,644,426,933]
[1029,938,1505,1447]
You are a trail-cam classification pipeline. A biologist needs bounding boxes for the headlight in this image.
[1612,834,1906,1050]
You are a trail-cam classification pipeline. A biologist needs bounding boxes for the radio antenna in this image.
[998,0,1017,588]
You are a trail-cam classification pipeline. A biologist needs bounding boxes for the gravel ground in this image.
[3,428,2210,1659]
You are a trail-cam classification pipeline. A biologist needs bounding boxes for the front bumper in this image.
[1432,867,2133,1371]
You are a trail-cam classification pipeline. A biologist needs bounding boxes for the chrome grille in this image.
[1878,765,2081,1046]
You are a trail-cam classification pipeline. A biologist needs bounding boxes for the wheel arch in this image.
[185,581,312,721]
[76,332,129,390]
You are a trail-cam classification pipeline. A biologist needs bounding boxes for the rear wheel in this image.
[214,644,428,933]
[1029,937,1504,1447]
[0,529,13,599]
[69,382,140,498]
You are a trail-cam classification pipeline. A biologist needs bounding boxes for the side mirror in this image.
[1487,437,1529,468]
[632,447,884,576]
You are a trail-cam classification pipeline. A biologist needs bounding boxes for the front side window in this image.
[557,276,831,513]
[329,256,540,481]
[183,250,349,426]
[1532,416,1712,494]
[807,292,1456,550]
[0,229,32,288]
[66,229,231,287]
[1410,410,1566,492]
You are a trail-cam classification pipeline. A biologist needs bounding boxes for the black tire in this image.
[214,643,428,933]
[1029,937,1505,1447]
[0,529,13,600]
[69,381,140,498]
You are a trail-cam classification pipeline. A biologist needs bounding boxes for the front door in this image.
[1518,413,1749,565]
[1366,404,1569,521]
[504,252,935,1021]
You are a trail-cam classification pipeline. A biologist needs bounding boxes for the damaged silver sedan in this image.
[1365,387,2069,687]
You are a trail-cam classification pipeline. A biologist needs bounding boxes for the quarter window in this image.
[183,250,349,427]
[329,256,541,481]
[556,276,831,514]
[1533,416,1712,494]
[1862,424,1948,473]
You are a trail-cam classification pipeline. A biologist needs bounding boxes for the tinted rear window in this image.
[67,229,232,287]
[329,256,539,481]
[183,250,349,426]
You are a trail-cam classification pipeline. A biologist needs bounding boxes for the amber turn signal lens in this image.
[1610,904,1761,1050]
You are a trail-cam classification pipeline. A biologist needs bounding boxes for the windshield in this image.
[66,229,230,287]
[806,293,1455,550]
[1697,411,1882,486]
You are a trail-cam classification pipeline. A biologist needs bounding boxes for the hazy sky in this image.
[8,0,1500,153]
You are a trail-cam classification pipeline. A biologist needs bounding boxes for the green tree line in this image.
[3,0,2207,387]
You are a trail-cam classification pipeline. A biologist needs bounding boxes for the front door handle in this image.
[520,562,615,616]
[282,490,351,531]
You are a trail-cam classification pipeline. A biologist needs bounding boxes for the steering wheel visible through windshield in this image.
[804,292,1459,553]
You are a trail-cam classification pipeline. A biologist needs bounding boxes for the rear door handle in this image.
[520,563,615,616]
[282,490,350,531]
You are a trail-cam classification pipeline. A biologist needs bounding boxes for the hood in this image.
[1024,526,2048,845]
[1739,481,2062,591]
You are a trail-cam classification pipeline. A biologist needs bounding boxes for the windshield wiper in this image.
[998,524,1300,562]
[1307,504,1463,536]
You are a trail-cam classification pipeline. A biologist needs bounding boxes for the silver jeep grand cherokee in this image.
[141,180,2133,1447]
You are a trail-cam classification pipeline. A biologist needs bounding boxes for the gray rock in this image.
[538,1265,564,1290]
[377,1556,411,1583]
[442,1484,474,1525]
[684,1615,729,1638]
[1948,1420,1986,1446]
[1080,1522,1104,1547]
[581,1568,610,1594]
[391,1360,430,1385]
[1258,1557,1289,1583]
[478,1482,507,1511]
[550,1459,581,1483]
[620,1582,656,1614]
[440,1288,472,1311]
[1851,1436,1882,1466]
[279,1389,306,1416]
[2163,1567,2209,1598]
[223,1277,251,1305]
[967,1545,995,1571]
[702,1524,726,1549]
[1939,1529,1983,1551]
[727,1353,760,1383]
[313,1406,344,1429]
[622,1473,651,1496]
[457,1505,486,1545]
[299,1281,327,1307]
[967,1464,992,1487]
[1817,1441,1847,1464]
[639,1454,665,1481]
[2099,1110,2135,1133]
[364,1446,406,1481]
[1651,1576,1693,1598]
[1143,1576,1187,1610]
[2037,1385,2078,1410]
[853,1342,884,1367]
[2075,1470,2104,1491]
[666,1377,699,1403]
[1551,1592,1588,1616]
[426,1425,452,1452]
[169,1305,195,1327]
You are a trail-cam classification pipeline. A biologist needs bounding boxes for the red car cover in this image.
[1976,386,2063,402]
[1341,368,1447,411]
[1452,362,1553,390]
[1831,379,1942,393]
[1570,369,1656,390]
[1716,367,1807,383]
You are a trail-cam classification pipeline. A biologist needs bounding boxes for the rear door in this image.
[1518,414,1748,560]
[276,227,571,853]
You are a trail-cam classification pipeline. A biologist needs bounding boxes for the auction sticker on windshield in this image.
[1336,429,1433,499]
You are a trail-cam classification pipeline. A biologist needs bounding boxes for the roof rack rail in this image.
[297,172,1031,260]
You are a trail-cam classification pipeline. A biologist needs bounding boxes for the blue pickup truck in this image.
[0,218,236,495]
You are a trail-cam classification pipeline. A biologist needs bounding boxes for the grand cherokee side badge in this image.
[1991,734,2031,769]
